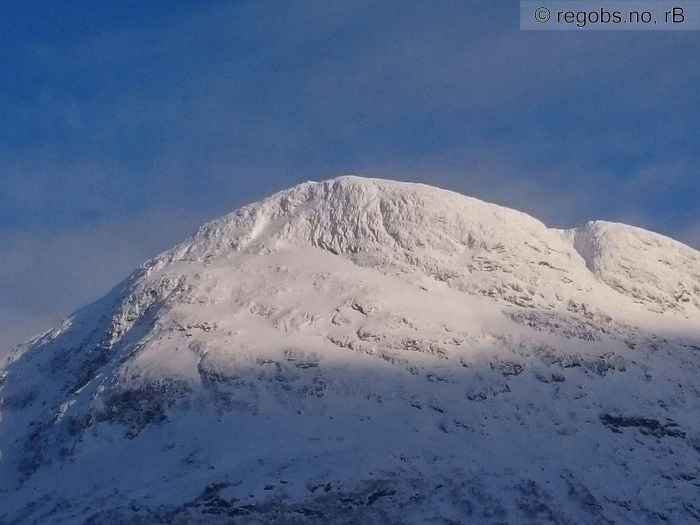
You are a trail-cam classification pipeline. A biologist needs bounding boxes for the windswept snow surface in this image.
[1,176,700,524]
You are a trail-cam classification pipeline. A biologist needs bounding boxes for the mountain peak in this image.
[2,177,699,523]
[142,176,699,319]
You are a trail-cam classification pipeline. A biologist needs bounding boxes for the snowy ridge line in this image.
[135,176,699,319]
[0,176,699,524]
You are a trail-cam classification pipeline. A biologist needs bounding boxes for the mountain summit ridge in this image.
[143,176,700,318]
[2,176,699,524]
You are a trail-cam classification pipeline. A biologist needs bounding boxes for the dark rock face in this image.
[80,476,614,525]
[599,414,686,439]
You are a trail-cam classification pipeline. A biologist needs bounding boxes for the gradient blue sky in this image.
[2,0,699,352]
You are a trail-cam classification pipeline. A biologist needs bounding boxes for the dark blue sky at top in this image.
[1,0,699,350]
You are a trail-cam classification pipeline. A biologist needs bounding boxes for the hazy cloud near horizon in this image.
[2,1,699,352]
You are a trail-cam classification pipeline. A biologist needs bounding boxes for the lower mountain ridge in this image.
[2,176,700,524]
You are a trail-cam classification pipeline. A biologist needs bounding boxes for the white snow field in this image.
[1,176,699,524]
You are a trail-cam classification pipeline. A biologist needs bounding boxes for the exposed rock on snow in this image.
[1,176,699,524]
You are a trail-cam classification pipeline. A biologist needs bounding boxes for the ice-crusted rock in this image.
[1,176,699,524]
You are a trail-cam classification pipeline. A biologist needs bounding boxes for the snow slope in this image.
[1,176,699,524]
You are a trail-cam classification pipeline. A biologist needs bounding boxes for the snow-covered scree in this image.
[1,176,700,524]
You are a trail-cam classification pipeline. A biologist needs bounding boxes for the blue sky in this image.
[2,0,699,351]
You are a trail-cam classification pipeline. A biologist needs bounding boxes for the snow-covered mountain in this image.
[2,176,699,524]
